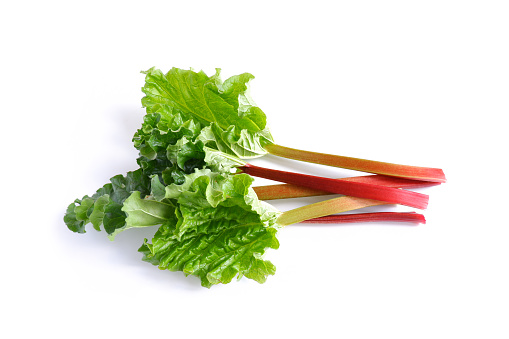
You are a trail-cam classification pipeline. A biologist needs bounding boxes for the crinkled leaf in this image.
[203,146,246,173]
[109,191,176,240]
[161,164,187,186]
[139,215,279,288]
[175,204,263,240]
[166,137,206,173]
[64,202,86,233]
[150,176,167,201]
[102,202,126,236]
[133,111,202,176]
[164,168,214,204]
[142,67,263,132]
[89,195,110,231]
[139,171,282,287]
[137,150,172,177]
[199,123,273,158]
[122,191,175,227]
[141,67,274,160]
[63,169,152,236]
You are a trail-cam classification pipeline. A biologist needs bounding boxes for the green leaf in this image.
[109,191,176,240]
[102,202,126,236]
[203,146,246,173]
[150,176,167,201]
[64,202,86,233]
[141,67,274,160]
[166,137,206,173]
[142,67,262,132]
[140,217,279,288]
[161,164,187,185]
[139,170,282,287]
[122,191,175,227]
[89,195,110,231]
[133,111,202,176]
[64,169,152,236]
[74,197,94,221]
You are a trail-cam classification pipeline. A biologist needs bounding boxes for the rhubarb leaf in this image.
[133,110,202,176]
[198,123,273,158]
[139,221,279,288]
[139,170,281,287]
[141,67,274,159]
[63,169,152,237]
[110,191,176,240]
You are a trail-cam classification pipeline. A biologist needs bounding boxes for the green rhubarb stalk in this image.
[255,175,429,226]
[264,144,446,183]
[277,196,385,226]
[139,67,446,184]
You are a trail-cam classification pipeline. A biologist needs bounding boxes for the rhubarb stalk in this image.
[304,212,426,224]
[265,144,446,183]
[277,196,385,226]
[241,164,429,209]
[253,174,439,200]
[255,174,430,226]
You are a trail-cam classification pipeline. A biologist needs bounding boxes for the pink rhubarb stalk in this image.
[304,212,426,224]
[241,164,429,210]
[264,144,446,183]
[253,174,439,200]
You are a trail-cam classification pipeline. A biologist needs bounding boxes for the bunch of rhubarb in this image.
[64,67,445,287]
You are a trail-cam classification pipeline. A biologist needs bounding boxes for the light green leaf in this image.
[140,218,279,288]
[122,191,175,227]
[203,146,246,173]
[141,67,274,160]
[198,123,273,159]
[150,176,167,201]
[89,195,110,231]
[142,67,264,132]
[139,171,282,287]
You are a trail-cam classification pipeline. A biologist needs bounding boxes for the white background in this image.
[1,1,508,338]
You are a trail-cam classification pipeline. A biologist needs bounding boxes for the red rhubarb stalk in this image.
[253,174,439,200]
[264,144,446,183]
[303,212,426,224]
[241,164,429,210]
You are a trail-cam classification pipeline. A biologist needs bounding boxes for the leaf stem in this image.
[265,144,446,183]
[277,196,385,226]
[253,174,439,200]
[302,212,426,224]
[241,164,429,209]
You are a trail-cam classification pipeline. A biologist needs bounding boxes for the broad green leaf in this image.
[140,216,279,288]
[175,204,262,240]
[142,67,264,132]
[141,67,274,160]
[198,123,273,159]
[164,168,214,203]
[139,171,282,287]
